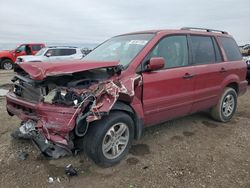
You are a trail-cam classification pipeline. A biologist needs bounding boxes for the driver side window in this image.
[45,49,58,57]
[16,45,26,52]
[149,35,189,68]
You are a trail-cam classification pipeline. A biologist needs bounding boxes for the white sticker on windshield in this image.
[128,40,148,45]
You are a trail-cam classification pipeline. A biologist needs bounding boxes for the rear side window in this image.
[32,45,43,51]
[219,37,242,61]
[190,36,216,64]
[46,49,77,56]
[59,49,77,56]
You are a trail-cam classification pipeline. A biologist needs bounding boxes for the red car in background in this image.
[0,43,45,70]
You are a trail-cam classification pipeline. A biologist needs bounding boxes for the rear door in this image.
[142,35,195,126]
[188,35,225,113]
[61,49,77,60]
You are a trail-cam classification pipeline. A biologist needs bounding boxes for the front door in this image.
[142,35,195,126]
[45,49,61,61]
[15,45,27,57]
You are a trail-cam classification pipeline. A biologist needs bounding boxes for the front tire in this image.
[84,111,134,167]
[211,87,237,122]
[1,59,13,70]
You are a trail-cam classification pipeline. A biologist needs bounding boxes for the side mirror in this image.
[146,57,165,71]
[16,50,21,53]
[45,53,51,57]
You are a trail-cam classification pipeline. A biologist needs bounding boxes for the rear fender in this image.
[221,74,240,94]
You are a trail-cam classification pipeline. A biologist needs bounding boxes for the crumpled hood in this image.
[18,60,119,81]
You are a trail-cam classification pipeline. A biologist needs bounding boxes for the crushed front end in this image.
[6,62,141,159]
[7,89,81,158]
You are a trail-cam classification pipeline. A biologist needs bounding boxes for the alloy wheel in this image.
[102,122,129,160]
[222,94,235,117]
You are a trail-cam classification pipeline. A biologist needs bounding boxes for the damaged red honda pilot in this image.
[6,27,248,167]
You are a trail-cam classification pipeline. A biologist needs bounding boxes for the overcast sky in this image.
[0,0,249,45]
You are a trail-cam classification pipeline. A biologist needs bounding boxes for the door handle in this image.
[219,67,227,73]
[183,73,194,79]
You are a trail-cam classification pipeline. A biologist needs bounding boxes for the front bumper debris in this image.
[15,120,72,159]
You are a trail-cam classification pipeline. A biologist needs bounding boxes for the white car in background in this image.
[16,46,83,63]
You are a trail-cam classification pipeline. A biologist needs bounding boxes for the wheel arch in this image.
[0,57,14,63]
[221,74,240,94]
[0,57,14,69]
[226,82,239,94]
[111,100,143,140]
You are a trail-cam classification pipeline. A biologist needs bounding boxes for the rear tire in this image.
[211,87,237,122]
[1,59,13,70]
[83,111,134,167]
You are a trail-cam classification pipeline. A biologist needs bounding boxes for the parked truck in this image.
[0,43,45,70]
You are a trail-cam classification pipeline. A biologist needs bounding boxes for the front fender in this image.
[111,101,144,140]
[0,52,15,62]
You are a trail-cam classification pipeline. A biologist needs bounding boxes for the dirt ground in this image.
[0,70,249,188]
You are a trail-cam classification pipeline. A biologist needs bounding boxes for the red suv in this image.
[0,43,45,70]
[6,28,247,167]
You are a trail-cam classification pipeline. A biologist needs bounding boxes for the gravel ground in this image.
[0,70,249,188]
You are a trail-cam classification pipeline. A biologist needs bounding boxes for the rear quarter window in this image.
[219,37,242,61]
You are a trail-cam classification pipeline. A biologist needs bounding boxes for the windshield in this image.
[35,48,47,56]
[83,34,154,66]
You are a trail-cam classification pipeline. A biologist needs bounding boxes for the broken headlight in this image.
[44,89,82,106]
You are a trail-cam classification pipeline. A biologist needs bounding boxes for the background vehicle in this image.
[6,28,248,167]
[240,44,250,56]
[0,43,45,70]
[81,48,92,56]
[243,56,250,80]
[16,46,84,63]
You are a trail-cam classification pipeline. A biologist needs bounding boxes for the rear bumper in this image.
[239,80,248,96]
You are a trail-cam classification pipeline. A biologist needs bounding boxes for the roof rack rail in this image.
[47,46,78,48]
[181,27,228,34]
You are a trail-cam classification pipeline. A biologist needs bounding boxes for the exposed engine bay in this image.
[7,65,141,158]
